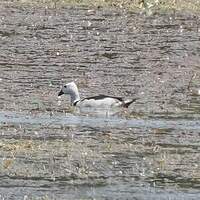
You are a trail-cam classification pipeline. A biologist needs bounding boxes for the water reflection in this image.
[1,111,200,131]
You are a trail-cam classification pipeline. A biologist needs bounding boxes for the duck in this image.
[58,82,137,110]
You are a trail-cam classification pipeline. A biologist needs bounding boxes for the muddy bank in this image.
[4,0,200,13]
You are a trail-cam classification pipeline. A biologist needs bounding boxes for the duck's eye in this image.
[64,85,67,88]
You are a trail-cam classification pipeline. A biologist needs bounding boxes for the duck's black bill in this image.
[58,90,64,96]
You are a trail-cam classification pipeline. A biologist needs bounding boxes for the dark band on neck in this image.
[73,100,79,106]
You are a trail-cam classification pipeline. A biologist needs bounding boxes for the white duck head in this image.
[58,82,80,105]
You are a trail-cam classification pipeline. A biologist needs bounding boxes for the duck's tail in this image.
[123,98,138,108]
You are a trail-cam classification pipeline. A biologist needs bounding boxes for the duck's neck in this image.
[70,88,80,105]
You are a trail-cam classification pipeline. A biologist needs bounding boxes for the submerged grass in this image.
[7,0,200,13]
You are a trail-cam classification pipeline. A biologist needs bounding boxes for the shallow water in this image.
[0,1,200,199]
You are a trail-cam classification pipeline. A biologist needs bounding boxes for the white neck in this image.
[70,87,80,105]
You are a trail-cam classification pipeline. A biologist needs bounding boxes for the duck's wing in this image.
[82,94,124,101]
